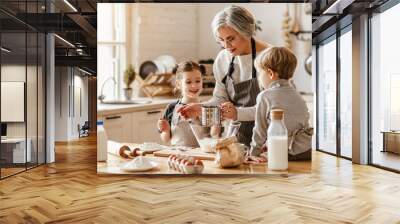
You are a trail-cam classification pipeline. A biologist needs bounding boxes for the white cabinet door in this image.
[102,113,132,143]
[131,109,164,144]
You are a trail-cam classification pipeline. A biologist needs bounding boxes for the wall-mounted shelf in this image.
[290,30,312,41]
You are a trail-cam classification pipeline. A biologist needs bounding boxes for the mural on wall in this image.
[97,3,314,176]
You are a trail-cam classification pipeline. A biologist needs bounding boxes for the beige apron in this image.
[170,103,199,148]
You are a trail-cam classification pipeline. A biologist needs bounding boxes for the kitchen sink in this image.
[100,99,152,105]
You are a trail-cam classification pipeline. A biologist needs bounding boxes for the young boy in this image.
[249,47,313,162]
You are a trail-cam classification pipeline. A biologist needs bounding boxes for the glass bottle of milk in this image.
[97,120,108,162]
[267,109,288,170]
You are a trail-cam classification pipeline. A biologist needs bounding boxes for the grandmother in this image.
[179,5,271,146]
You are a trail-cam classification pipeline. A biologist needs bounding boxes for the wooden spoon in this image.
[291,4,300,34]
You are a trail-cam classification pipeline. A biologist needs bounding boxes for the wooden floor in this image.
[1,167,25,178]
[1,136,400,223]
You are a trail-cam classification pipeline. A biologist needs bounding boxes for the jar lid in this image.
[271,109,284,120]
[201,105,218,109]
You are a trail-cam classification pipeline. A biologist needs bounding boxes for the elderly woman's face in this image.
[217,26,250,56]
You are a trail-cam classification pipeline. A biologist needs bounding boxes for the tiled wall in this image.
[134,4,199,65]
[128,3,313,93]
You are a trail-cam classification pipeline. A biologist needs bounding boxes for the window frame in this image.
[315,22,353,161]
[97,4,127,100]
[368,0,400,173]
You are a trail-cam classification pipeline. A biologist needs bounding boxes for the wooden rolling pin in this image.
[118,145,152,159]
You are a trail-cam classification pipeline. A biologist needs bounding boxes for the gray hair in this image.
[211,5,256,39]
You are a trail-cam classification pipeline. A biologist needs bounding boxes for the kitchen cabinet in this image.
[97,96,212,144]
[99,107,165,144]
[101,113,132,143]
[131,108,164,144]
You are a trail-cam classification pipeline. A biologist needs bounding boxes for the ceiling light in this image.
[323,0,355,15]
[78,67,92,76]
[63,0,78,12]
[54,34,75,48]
[1,47,11,53]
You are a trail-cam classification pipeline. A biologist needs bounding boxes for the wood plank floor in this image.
[1,167,26,178]
[1,135,400,223]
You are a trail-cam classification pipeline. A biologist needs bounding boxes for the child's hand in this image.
[158,119,170,133]
[177,103,201,119]
[220,102,237,121]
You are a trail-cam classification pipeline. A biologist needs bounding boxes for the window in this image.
[316,25,353,159]
[97,4,126,100]
[339,28,352,158]
[317,36,337,155]
[0,2,46,179]
[370,2,400,171]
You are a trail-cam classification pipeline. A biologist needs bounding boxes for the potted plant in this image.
[123,64,136,101]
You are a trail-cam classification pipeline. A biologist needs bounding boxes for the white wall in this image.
[134,4,199,65]
[55,67,69,141]
[55,67,89,141]
[1,65,38,138]
[1,64,46,163]
[73,74,89,138]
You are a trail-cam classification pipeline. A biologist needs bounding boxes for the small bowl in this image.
[189,123,223,153]
[193,165,204,174]
[184,165,196,174]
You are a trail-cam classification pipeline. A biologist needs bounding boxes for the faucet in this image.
[98,76,116,102]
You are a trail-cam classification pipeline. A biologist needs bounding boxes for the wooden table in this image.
[97,141,311,175]
[381,131,400,154]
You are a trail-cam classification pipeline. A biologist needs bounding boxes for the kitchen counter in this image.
[98,94,313,117]
[98,95,212,117]
[97,141,311,175]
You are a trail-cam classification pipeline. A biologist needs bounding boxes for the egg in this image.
[184,160,195,174]
[179,159,188,172]
[167,155,174,168]
[194,160,203,166]
[174,158,182,170]
[194,159,204,174]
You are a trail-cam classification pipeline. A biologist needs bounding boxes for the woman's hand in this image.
[220,102,237,121]
[247,156,267,163]
[245,155,267,164]
[177,103,201,119]
[245,145,268,164]
[157,119,170,133]
[260,144,268,153]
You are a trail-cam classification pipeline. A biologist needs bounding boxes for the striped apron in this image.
[221,37,260,146]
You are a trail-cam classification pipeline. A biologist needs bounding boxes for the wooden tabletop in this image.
[97,141,311,175]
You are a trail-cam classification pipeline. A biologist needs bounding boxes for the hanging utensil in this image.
[304,54,312,76]
[291,4,300,34]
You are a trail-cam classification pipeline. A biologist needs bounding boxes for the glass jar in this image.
[267,109,288,170]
